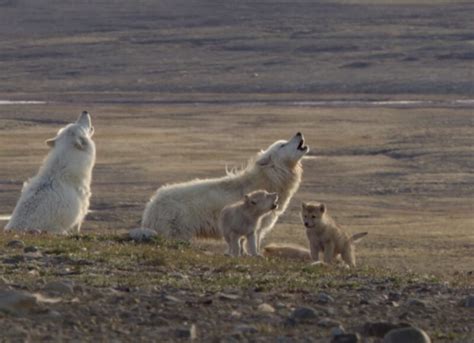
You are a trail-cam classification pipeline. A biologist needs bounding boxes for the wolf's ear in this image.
[45,138,56,147]
[244,194,250,202]
[302,202,307,210]
[320,203,326,213]
[89,126,95,137]
[256,154,272,167]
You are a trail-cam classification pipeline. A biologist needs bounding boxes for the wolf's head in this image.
[45,111,95,154]
[256,132,309,169]
[301,201,326,228]
[244,190,279,215]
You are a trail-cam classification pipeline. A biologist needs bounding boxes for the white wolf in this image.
[5,111,96,234]
[139,132,309,251]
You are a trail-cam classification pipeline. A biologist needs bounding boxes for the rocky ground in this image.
[0,0,473,341]
[0,233,473,342]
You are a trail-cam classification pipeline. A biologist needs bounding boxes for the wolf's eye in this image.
[279,144,286,149]
[251,201,257,205]
[311,215,316,219]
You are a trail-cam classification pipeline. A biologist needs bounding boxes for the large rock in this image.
[462,295,474,308]
[6,240,25,249]
[362,322,410,337]
[176,324,197,340]
[290,306,319,322]
[42,280,75,295]
[331,334,361,343]
[383,327,431,343]
[0,290,39,315]
[258,303,276,313]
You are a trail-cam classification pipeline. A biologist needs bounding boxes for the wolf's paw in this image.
[310,261,328,267]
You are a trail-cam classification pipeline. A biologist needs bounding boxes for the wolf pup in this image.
[5,111,96,234]
[302,202,367,267]
[219,190,278,257]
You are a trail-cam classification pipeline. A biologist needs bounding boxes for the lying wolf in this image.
[5,111,96,234]
[140,133,309,252]
[219,190,278,257]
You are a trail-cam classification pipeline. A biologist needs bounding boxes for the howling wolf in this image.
[5,111,96,234]
[139,132,309,251]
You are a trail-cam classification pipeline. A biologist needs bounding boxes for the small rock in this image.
[407,298,427,308]
[162,294,183,303]
[176,324,197,340]
[230,310,242,319]
[24,246,39,253]
[3,255,25,265]
[383,327,431,343]
[290,306,319,321]
[275,302,287,309]
[461,295,474,308]
[318,292,335,304]
[0,290,39,315]
[6,240,25,249]
[388,292,402,301]
[217,292,240,301]
[28,270,40,277]
[232,324,258,335]
[43,280,75,295]
[45,309,62,318]
[331,333,361,343]
[319,318,342,327]
[362,322,410,337]
[258,303,275,313]
[330,325,345,337]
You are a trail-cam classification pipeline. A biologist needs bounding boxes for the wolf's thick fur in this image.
[262,243,311,261]
[302,202,367,268]
[219,190,278,257]
[5,112,96,234]
[141,133,309,250]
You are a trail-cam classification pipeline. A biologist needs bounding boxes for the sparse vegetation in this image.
[0,233,473,341]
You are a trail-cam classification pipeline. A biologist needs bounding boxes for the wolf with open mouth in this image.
[139,132,309,252]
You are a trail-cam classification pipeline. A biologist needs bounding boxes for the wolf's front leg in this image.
[229,234,241,257]
[323,242,335,264]
[239,237,248,256]
[255,212,279,253]
[71,222,81,235]
[246,232,259,256]
[225,232,241,257]
[309,241,321,262]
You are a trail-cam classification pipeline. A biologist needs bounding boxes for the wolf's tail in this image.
[262,243,311,261]
[349,232,368,244]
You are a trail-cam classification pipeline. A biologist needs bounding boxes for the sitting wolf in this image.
[5,111,96,234]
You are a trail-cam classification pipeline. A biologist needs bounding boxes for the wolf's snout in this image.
[77,111,92,128]
[296,132,302,137]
